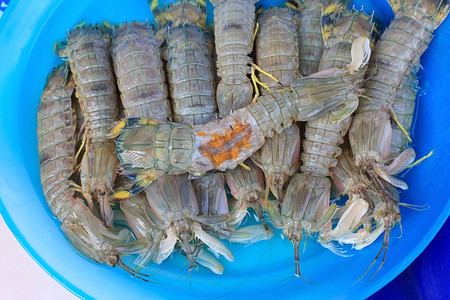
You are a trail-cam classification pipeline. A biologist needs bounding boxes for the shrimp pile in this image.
[37,0,449,283]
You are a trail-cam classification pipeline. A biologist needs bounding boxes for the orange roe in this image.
[199,121,252,166]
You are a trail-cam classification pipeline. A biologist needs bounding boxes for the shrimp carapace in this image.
[112,21,171,121]
[211,0,257,116]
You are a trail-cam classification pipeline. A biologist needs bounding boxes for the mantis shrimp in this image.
[159,4,217,124]
[324,66,422,277]
[267,8,374,277]
[323,66,422,280]
[253,5,301,201]
[207,2,273,233]
[60,24,120,227]
[349,0,449,192]
[325,146,405,281]
[38,64,147,280]
[211,0,257,116]
[324,64,422,254]
[157,0,269,244]
[111,20,169,267]
[112,21,171,121]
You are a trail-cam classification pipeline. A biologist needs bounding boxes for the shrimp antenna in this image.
[396,220,403,239]
[276,274,296,287]
[264,172,272,208]
[211,236,273,297]
[178,228,197,272]
[399,202,430,211]
[255,204,270,232]
[192,243,203,271]
[293,239,315,284]
[294,242,300,278]
[117,258,151,282]
[119,259,150,277]
[367,168,397,204]
[354,228,389,284]
[366,228,390,281]
[172,254,193,286]
[303,234,308,253]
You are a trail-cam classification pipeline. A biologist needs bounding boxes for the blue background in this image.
[0,0,448,299]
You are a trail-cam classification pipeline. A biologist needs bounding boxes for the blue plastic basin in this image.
[0,0,448,299]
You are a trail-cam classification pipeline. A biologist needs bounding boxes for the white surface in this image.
[0,214,78,300]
